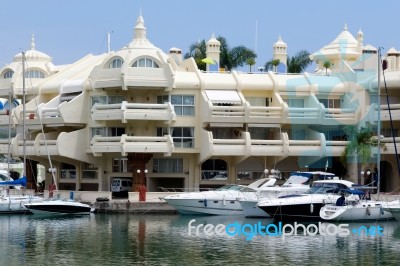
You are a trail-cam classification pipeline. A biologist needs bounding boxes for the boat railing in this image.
[159,187,215,193]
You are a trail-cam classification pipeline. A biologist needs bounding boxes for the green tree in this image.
[340,126,384,184]
[264,59,280,72]
[323,60,331,75]
[287,50,312,73]
[184,40,207,71]
[246,58,256,72]
[184,36,256,71]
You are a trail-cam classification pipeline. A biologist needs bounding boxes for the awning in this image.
[60,79,86,94]
[60,93,80,102]
[205,90,241,104]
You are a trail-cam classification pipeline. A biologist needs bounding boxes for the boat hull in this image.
[320,202,394,221]
[25,201,93,216]
[259,203,325,221]
[164,198,243,215]
[239,199,270,218]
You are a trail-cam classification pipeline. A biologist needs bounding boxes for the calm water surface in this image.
[0,213,400,265]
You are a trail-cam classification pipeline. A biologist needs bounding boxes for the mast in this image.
[377,48,382,198]
[22,52,26,178]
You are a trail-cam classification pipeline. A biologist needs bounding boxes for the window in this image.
[91,127,106,138]
[113,157,129,173]
[153,158,183,173]
[132,57,159,68]
[91,127,125,138]
[285,98,304,108]
[92,96,107,106]
[109,58,123,68]
[201,159,228,180]
[286,128,305,140]
[157,95,169,104]
[157,127,194,148]
[171,95,195,116]
[3,70,14,79]
[91,95,125,106]
[320,99,341,108]
[83,163,98,179]
[24,70,45,78]
[247,97,270,107]
[171,127,194,148]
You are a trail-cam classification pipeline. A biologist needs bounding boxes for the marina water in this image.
[1,214,400,265]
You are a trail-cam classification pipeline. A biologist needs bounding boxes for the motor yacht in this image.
[239,171,335,218]
[163,177,277,216]
[24,196,94,216]
[257,178,358,221]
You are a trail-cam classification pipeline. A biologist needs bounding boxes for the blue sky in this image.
[1,0,400,70]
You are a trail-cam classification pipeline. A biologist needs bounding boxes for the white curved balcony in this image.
[90,134,174,157]
[91,101,176,123]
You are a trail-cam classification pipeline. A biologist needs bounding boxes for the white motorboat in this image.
[163,177,277,216]
[239,171,335,218]
[257,178,359,221]
[320,189,394,221]
[24,197,94,216]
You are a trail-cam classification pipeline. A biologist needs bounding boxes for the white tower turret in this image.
[206,33,221,71]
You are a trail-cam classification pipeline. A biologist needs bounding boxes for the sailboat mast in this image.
[22,52,26,177]
[377,48,382,198]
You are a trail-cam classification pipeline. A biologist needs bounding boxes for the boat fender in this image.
[380,207,384,215]
[310,203,314,214]
[366,206,371,216]
[204,199,207,207]
[223,196,226,206]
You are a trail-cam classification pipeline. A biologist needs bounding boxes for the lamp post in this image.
[136,169,148,201]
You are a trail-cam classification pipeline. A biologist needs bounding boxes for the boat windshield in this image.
[306,183,347,194]
[215,185,256,192]
[282,175,310,186]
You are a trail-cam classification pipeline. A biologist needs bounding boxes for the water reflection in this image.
[0,214,399,265]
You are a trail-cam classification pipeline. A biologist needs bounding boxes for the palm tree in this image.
[264,59,280,72]
[323,60,331,75]
[246,58,256,72]
[287,50,312,73]
[184,36,256,71]
[184,40,207,71]
[340,126,384,184]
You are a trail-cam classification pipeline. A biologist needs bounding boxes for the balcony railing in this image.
[90,134,174,156]
[91,101,176,123]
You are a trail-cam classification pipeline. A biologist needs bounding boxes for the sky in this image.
[1,0,400,70]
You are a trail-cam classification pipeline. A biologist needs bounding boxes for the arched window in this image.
[109,58,123,69]
[132,57,159,68]
[3,70,14,79]
[24,70,45,78]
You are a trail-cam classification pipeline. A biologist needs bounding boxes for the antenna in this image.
[107,31,114,53]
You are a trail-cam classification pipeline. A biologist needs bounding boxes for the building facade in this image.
[0,15,399,193]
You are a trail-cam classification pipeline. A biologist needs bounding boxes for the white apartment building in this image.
[0,15,399,193]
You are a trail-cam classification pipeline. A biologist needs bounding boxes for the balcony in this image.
[90,134,174,156]
[22,94,86,128]
[122,67,172,90]
[199,130,347,162]
[91,101,176,123]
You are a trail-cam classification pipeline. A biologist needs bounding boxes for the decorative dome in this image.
[125,12,156,49]
[274,36,287,47]
[13,35,52,62]
[311,24,361,60]
[387,47,398,55]
[207,33,220,45]
[363,44,377,52]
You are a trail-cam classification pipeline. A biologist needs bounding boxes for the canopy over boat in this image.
[0,176,26,186]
